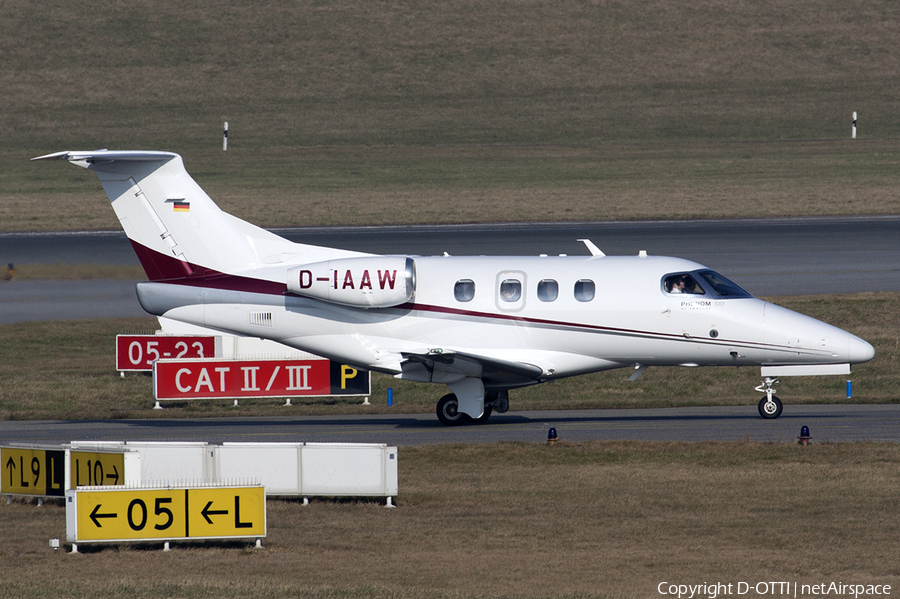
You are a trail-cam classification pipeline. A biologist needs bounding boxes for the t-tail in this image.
[33,151,364,282]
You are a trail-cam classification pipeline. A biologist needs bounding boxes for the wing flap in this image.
[400,349,544,387]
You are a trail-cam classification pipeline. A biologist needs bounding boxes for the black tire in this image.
[436,393,467,426]
[758,395,783,419]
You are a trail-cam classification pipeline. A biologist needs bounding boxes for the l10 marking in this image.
[70,451,125,488]
[68,486,266,543]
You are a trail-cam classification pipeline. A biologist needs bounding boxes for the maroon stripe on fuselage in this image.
[130,240,287,295]
[130,239,194,281]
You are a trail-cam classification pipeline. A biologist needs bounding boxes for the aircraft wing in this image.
[399,349,545,388]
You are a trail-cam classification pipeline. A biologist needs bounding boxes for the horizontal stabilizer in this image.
[33,150,178,164]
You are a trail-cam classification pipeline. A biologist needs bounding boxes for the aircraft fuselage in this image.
[35,150,875,425]
[135,253,872,387]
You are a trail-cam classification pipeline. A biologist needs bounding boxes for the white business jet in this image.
[35,151,875,424]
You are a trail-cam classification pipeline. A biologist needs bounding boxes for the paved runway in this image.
[0,279,146,323]
[2,405,898,446]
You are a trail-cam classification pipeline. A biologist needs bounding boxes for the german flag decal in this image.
[166,198,190,212]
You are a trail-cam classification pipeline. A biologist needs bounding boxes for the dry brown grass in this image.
[4,0,900,231]
[2,442,899,598]
[207,141,900,227]
[9,140,900,232]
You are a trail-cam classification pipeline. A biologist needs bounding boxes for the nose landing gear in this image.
[755,377,783,419]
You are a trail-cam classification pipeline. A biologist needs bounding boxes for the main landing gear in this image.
[755,377,783,419]
[435,391,508,426]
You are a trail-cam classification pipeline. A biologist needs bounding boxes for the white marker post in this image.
[223,121,229,151]
[852,112,857,139]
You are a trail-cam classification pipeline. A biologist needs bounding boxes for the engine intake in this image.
[287,257,415,308]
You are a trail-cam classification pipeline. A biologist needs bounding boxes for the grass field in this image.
[0,293,895,421]
[10,140,900,232]
[3,0,900,231]
[2,442,899,599]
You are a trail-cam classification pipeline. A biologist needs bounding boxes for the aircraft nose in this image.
[762,301,874,366]
[848,335,875,364]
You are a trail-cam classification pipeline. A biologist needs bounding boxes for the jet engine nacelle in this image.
[287,256,416,308]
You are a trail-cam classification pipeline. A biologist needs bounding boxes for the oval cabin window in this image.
[454,279,475,302]
[499,279,522,302]
[574,279,595,302]
[537,279,558,302]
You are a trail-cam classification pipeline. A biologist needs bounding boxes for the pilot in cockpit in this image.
[669,277,686,293]
[666,274,701,294]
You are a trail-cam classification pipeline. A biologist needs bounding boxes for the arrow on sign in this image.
[201,501,228,524]
[106,464,120,485]
[90,504,117,527]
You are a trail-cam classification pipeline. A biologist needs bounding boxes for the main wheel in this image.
[758,395,783,419]
[436,393,467,426]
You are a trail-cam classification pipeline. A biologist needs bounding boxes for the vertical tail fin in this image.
[33,150,292,281]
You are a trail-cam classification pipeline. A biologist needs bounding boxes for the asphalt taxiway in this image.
[1,405,898,446]
[3,215,900,322]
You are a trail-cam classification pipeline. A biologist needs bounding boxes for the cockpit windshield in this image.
[695,270,752,297]
[663,270,752,298]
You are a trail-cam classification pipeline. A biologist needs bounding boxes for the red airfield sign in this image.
[116,335,216,372]
[154,358,370,401]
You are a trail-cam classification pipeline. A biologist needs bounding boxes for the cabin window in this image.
[574,279,595,302]
[499,279,522,302]
[664,274,704,295]
[454,279,475,302]
[537,279,558,302]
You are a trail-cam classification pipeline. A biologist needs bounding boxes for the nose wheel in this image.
[755,377,783,419]
[758,395,783,418]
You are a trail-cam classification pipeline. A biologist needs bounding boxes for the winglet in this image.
[577,238,605,257]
